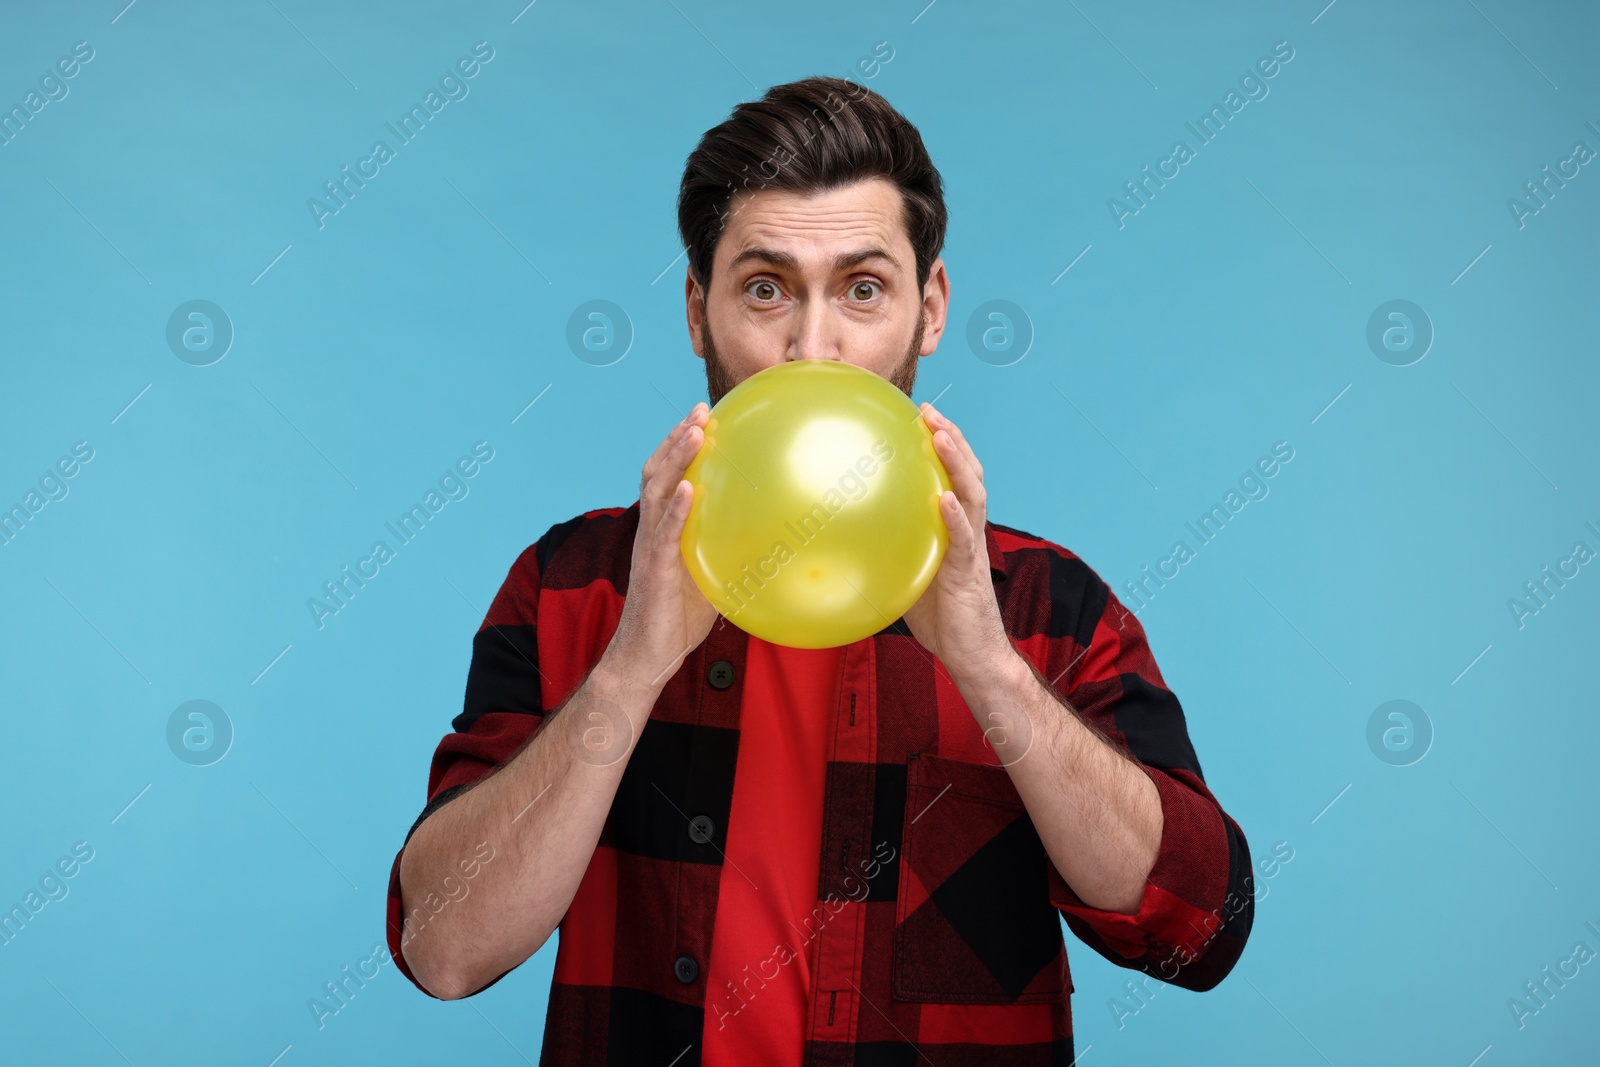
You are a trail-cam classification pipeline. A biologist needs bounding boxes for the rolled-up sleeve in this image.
[385,538,551,998]
[1041,575,1254,992]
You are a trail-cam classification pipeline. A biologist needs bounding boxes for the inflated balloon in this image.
[681,360,953,649]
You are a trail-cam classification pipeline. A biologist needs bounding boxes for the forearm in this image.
[955,648,1163,914]
[397,653,661,999]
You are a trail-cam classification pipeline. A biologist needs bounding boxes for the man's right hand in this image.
[601,401,720,693]
[399,402,724,999]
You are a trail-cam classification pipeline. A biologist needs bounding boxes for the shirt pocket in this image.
[892,751,1071,1004]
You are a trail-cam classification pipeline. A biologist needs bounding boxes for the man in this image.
[387,76,1253,1064]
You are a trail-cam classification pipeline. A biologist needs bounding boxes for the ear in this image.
[685,267,706,360]
[918,256,950,357]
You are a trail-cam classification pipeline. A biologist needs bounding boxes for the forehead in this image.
[715,177,910,268]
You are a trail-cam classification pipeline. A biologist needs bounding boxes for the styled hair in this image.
[677,76,947,292]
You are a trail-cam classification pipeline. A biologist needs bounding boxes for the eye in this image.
[746,279,781,302]
[848,280,881,301]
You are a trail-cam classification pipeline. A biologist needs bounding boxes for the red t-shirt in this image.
[700,637,844,1065]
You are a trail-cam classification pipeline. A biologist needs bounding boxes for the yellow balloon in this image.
[681,360,953,649]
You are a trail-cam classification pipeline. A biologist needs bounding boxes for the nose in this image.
[787,296,843,362]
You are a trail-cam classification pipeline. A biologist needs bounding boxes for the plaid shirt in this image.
[385,503,1254,1064]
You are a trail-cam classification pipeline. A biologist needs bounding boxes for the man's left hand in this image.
[901,402,1015,682]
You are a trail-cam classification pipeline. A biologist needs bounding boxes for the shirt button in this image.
[688,815,715,844]
[674,955,698,984]
[707,660,735,689]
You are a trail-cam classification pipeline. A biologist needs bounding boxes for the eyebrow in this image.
[726,246,901,274]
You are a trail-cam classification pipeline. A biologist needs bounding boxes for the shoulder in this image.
[485,503,639,625]
[987,519,1113,648]
[521,502,640,590]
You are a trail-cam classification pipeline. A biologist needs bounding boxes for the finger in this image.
[938,490,978,564]
[931,429,988,561]
[642,402,708,486]
[642,433,701,539]
[932,428,985,509]
[927,405,983,482]
[644,416,707,509]
[641,423,685,487]
[921,403,984,483]
[654,479,694,550]
[661,421,706,482]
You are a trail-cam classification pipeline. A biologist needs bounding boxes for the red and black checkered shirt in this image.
[386,503,1254,1064]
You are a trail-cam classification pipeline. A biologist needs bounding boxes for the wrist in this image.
[947,644,1043,767]
[947,638,1031,699]
[590,650,667,720]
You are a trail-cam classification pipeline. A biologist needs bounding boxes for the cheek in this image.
[714,302,784,359]
[853,311,921,369]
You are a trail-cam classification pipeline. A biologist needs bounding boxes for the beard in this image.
[700,312,925,407]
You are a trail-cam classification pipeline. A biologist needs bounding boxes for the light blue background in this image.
[1,1,1595,1063]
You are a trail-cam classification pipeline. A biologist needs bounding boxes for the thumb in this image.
[658,480,693,546]
[940,491,972,550]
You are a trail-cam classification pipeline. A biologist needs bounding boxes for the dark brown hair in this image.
[677,76,947,292]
